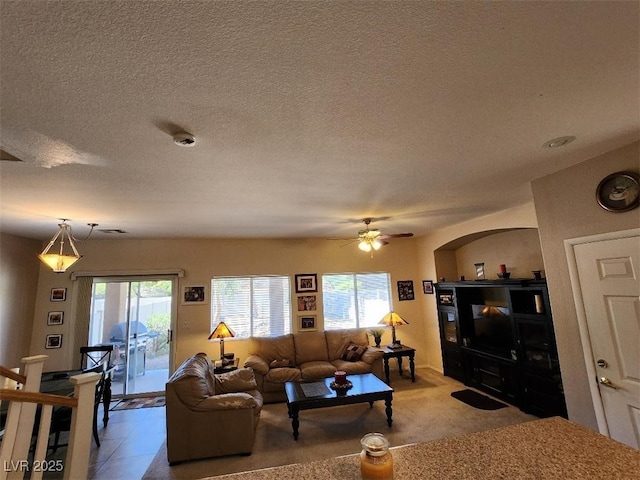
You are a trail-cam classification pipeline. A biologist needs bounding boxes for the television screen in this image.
[470,305,513,355]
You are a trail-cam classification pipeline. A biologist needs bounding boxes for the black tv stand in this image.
[435,279,567,418]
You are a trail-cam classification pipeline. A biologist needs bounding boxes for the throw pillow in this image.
[342,343,367,362]
[270,359,293,368]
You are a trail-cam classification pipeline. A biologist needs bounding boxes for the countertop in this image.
[208,417,639,479]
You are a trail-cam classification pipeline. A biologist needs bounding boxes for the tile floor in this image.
[88,402,166,480]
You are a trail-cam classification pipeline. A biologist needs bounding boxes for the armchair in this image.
[165,353,263,465]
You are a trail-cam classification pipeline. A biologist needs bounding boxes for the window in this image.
[211,276,291,338]
[322,273,392,330]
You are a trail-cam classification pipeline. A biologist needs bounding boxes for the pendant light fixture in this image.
[38,220,97,273]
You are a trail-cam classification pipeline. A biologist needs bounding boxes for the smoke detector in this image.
[173,132,196,147]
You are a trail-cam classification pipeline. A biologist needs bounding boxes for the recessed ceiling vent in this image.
[0,148,23,162]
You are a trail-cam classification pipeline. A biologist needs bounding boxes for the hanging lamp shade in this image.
[38,222,82,273]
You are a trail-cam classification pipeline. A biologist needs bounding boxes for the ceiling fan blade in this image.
[379,232,414,239]
[339,239,360,247]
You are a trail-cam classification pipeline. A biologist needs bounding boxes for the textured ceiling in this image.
[1,1,638,241]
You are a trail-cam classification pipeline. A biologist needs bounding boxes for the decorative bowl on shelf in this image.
[497,272,511,279]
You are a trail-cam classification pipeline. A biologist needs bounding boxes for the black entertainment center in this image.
[435,279,567,418]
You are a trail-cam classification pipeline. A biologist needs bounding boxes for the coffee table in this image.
[284,373,393,440]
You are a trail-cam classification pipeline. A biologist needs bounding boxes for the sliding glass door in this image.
[88,277,175,398]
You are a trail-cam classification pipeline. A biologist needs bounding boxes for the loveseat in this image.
[165,353,263,464]
[243,328,384,403]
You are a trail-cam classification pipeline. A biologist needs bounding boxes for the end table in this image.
[382,345,415,385]
[214,357,239,374]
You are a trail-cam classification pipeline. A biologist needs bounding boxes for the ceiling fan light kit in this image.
[354,218,413,257]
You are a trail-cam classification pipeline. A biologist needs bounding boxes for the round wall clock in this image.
[596,172,639,212]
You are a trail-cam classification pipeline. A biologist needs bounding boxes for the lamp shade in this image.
[379,312,408,348]
[379,312,409,327]
[37,253,82,273]
[209,321,235,361]
[208,321,235,340]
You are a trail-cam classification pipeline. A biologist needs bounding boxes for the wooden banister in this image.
[0,389,78,408]
[0,357,98,480]
[0,367,25,386]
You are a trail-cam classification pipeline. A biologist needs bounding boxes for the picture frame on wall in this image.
[397,280,415,301]
[299,315,317,331]
[297,295,317,311]
[295,274,318,293]
[422,280,434,294]
[47,311,64,326]
[182,285,207,305]
[50,288,67,302]
[45,334,62,349]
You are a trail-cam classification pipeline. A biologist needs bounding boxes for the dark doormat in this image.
[451,389,508,410]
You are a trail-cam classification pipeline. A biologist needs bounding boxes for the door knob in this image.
[598,377,618,389]
[596,359,608,368]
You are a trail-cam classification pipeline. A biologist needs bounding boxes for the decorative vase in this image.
[374,337,382,348]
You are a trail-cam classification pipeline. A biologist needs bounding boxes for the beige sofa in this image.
[243,328,384,403]
[165,353,263,464]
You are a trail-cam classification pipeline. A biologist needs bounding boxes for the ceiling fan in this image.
[352,218,414,256]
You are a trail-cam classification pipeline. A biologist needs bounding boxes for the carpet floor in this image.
[143,368,538,480]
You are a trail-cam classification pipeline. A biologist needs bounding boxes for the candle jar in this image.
[334,370,347,385]
[360,433,393,480]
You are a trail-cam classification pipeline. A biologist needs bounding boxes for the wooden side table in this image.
[382,346,416,385]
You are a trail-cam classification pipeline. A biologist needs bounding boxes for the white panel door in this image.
[574,235,640,449]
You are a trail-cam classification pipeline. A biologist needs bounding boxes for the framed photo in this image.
[182,285,207,305]
[397,280,415,301]
[439,294,454,305]
[422,280,434,295]
[297,295,317,311]
[50,288,67,302]
[295,274,318,293]
[47,311,64,326]
[299,315,317,331]
[45,334,62,349]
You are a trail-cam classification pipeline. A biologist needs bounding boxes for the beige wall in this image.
[531,141,640,431]
[0,233,40,367]
[454,229,544,280]
[29,237,426,372]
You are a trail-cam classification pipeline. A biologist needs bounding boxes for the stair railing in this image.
[0,356,98,480]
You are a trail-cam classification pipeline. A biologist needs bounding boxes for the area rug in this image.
[450,389,507,410]
[142,369,536,479]
[111,396,166,411]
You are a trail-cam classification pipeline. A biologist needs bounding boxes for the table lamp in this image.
[208,321,235,364]
[379,312,409,349]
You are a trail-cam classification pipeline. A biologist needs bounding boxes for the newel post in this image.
[63,372,99,480]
